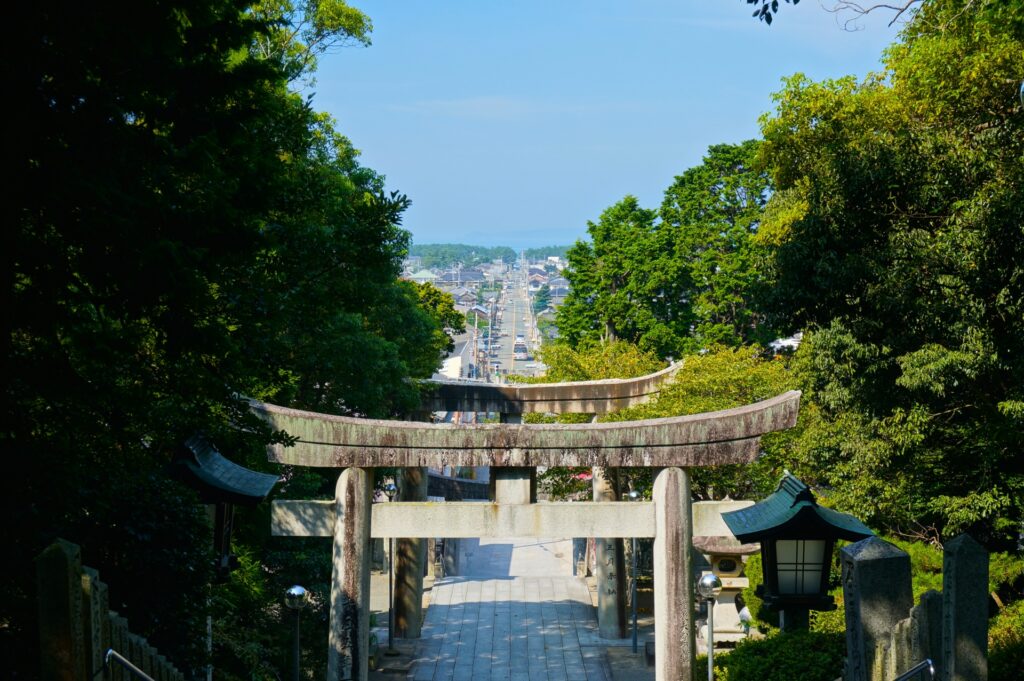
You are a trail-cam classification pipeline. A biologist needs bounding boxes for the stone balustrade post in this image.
[395,466,428,638]
[841,537,913,681]
[941,534,988,681]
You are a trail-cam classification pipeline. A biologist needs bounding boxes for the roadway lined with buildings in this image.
[436,254,550,382]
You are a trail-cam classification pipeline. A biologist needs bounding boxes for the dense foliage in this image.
[708,629,846,681]
[5,0,459,676]
[557,141,773,357]
[408,243,517,268]
[547,2,1023,673]
[757,0,1024,547]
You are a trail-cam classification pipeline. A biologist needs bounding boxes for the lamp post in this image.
[627,489,641,654]
[697,574,722,681]
[383,482,398,653]
[284,585,308,681]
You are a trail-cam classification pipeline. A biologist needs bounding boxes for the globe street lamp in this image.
[284,585,308,681]
[626,489,641,654]
[697,574,722,681]
[383,482,399,653]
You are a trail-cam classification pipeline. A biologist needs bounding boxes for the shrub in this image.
[989,599,1024,681]
[716,630,845,681]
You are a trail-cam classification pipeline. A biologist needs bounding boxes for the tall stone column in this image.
[394,466,428,638]
[329,467,372,681]
[593,466,627,639]
[653,467,694,681]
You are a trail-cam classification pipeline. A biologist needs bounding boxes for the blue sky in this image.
[313,1,903,249]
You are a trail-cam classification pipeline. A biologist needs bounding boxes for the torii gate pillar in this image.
[654,467,695,681]
[328,468,372,681]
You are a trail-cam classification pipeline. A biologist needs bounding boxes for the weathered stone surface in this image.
[942,534,988,681]
[653,468,694,681]
[36,539,87,681]
[842,537,913,681]
[328,468,372,681]
[394,467,427,639]
[594,467,627,639]
[81,567,108,680]
[914,590,943,679]
[492,467,534,504]
[272,499,335,536]
[274,500,658,538]
[252,390,801,468]
[692,499,757,536]
[419,362,682,414]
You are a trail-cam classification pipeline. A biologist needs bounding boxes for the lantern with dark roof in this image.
[722,473,873,629]
[174,434,279,577]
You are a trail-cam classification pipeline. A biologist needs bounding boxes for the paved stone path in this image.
[408,538,612,681]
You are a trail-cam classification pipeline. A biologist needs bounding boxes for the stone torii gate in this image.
[253,383,800,681]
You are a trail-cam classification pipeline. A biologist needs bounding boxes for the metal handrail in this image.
[102,648,157,681]
[894,659,935,681]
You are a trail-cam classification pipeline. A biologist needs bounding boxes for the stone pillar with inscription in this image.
[593,466,627,639]
[394,466,428,639]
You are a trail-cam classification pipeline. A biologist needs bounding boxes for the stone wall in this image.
[36,539,186,681]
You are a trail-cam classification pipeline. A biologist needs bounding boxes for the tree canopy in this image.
[756,0,1024,545]
[5,0,460,675]
[557,141,773,358]
[409,243,517,269]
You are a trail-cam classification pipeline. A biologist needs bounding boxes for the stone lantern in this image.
[693,534,760,644]
[722,473,873,630]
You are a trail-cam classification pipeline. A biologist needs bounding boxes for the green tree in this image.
[250,0,373,82]
[413,282,467,354]
[660,140,773,347]
[757,0,1024,545]
[532,284,551,314]
[524,245,570,260]
[4,0,458,675]
[409,243,517,269]
[557,196,691,357]
[606,346,800,501]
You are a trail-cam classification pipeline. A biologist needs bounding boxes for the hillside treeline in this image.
[5,0,462,676]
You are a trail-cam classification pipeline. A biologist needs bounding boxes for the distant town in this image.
[402,245,571,382]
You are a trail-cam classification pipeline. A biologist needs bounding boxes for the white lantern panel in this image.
[775,539,827,595]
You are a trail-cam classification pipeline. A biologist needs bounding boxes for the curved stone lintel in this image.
[418,362,682,414]
[252,390,801,468]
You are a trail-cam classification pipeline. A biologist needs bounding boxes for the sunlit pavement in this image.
[408,537,612,681]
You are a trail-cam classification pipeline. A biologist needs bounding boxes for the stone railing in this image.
[36,539,186,681]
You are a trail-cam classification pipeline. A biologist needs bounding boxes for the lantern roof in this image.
[175,434,279,506]
[722,473,873,543]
